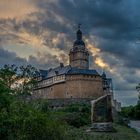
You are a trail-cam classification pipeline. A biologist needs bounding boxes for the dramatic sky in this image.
[0,0,140,106]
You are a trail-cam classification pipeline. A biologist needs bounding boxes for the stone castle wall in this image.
[33,74,104,99]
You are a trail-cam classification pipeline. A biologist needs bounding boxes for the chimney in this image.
[60,63,64,67]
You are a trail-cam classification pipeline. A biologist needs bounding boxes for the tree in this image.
[136,83,140,103]
[16,65,38,97]
[0,64,18,93]
[0,64,38,97]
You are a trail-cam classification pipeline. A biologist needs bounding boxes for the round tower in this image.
[69,25,89,69]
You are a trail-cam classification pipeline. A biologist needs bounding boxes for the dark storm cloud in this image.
[28,54,59,70]
[0,46,60,70]
[0,0,140,105]
[36,0,139,37]
[0,47,27,66]
[1,0,140,75]
[34,0,140,68]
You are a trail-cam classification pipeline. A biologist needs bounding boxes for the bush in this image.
[121,104,140,120]
[63,112,89,128]
[64,103,90,113]
[121,106,135,118]
[134,103,140,119]
[31,99,49,112]
[60,104,91,128]
[22,113,67,140]
[0,96,67,140]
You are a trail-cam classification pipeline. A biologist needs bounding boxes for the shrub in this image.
[31,99,49,112]
[134,103,140,119]
[60,104,91,128]
[0,97,67,140]
[63,112,89,128]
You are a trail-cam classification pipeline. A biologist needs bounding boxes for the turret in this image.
[69,24,89,69]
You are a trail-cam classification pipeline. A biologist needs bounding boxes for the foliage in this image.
[62,112,89,128]
[52,104,91,128]
[0,64,17,90]
[31,99,49,112]
[134,103,140,119]
[0,94,67,140]
[0,64,140,139]
[0,64,67,140]
[0,92,140,140]
[120,84,140,120]
[17,65,38,96]
[0,64,38,97]
[121,106,135,118]
[64,103,90,113]
[121,103,140,119]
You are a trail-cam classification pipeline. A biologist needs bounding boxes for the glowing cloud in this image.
[95,57,108,68]
[86,43,100,57]
[85,39,116,74]
[0,0,38,19]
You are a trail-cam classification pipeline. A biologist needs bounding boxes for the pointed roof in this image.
[102,71,106,78]
[73,24,85,46]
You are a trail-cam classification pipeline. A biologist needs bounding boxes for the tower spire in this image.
[76,23,82,40]
[73,23,85,46]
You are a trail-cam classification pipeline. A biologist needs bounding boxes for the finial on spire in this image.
[78,23,81,30]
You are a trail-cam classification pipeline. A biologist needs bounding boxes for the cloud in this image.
[0,16,69,64]
[0,0,38,19]
[0,47,27,66]
[0,46,61,70]
[114,90,139,106]
[0,0,140,105]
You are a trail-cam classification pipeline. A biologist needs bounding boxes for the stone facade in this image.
[33,26,113,100]
[34,74,104,99]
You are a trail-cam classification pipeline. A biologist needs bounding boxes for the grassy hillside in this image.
[66,124,140,140]
[0,94,140,140]
[47,103,140,140]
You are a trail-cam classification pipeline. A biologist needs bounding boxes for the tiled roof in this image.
[39,69,48,78]
[39,65,99,79]
[67,68,99,75]
[47,65,71,78]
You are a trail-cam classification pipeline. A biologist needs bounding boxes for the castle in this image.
[33,26,113,101]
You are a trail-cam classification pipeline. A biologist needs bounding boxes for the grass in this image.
[66,124,140,140]
[45,103,140,140]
